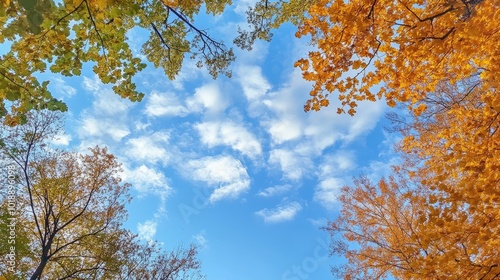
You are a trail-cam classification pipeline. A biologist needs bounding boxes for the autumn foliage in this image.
[329,168,500,279]
[324,72,499,278]
[0,112,204,279]
[0,0,234,125]
[295,0,499,116]
[326,52,500,279]
[308,0,500,278]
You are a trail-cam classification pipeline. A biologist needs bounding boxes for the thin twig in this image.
[40,0,86,40]
[83,0,108,65]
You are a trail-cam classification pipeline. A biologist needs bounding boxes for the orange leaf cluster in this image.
[327,78,500,279]
[314,1,500,276]
[296,0,499,116]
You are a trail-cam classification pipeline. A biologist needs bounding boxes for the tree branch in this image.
[83,0,108,64]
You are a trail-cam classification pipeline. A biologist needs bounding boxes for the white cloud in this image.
[314,177,344,209]
[313,152,355,210]
[82,76,100,92]
[53,77,77,99]
[187,83,227,113]
[134,120,151,132]
[308,217,328,228]
[234,0,259,15]
[262,69,386,153]
[266,117,303,144]
[123,165,172,198]
[93,92,131,116]
[261,71,308,145]
[256,201,302,223]
[193,231,208,249]
[195,121,262,158]
[137,220,157,242]
[78,75,134,143]
[237,65,271,118]
[141,82,227,119]
[238,65,270,102]
[82,76,133,116]
[51,133,72,146]
[125,131,170,165]
[80,117,130,142]
[257,184,293,198]
[122,164,172,218]
[365,156,401,183]
[269,149,310,181]
[184,155,250,203]
[145,91,189,117]
[318,151,356,178]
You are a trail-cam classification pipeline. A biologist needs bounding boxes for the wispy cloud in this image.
[186,83,227,114]
[314,177,344,210]
[233,0,259,15]
[122,164,172,218]
[317,151,356,178]
[145,91,190,117]
[51,133,72,146]
[80,117,130,142]
[143,83,228,118]
[137,220,157,243]
[123,165,172,198]
[183,155,251,203]
[52,77,77,99]
[82,76,133,116]
[261,70,309,145]
[313,151,356,210]
[193,230,208,249]
[125,131,170,165]
[262,69,385,153]
[257,184,293,198]
[269,149,311,181]
[78,75,134,143]
[195,121,262,158]
[308,217,328,228]
[237,65,271,117]
[256,201,302,223]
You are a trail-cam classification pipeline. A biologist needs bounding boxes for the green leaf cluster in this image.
[0,0,239,125]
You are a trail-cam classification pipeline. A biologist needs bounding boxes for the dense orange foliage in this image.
[295,0,499,115]
[328,78,500,278]
[400,79,500,278]
[309,1,500,277]
[329,170,500,279]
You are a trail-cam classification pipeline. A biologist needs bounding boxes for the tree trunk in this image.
[30,245,50,280]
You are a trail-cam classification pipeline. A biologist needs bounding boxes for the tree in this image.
[297,3,500,272]
[0,0,235,125]
[327,173,431,279]
[327,78,500,279]
[328,171,500,279]
[0,111,204,279]
[293,0,498,115]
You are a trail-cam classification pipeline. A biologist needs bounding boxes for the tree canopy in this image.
[301,0,500,278]
[1,0,323,125]
[0,0,236,125]
[0,111,204,279]
[2,0,499,278]
[326,69,500,279]
[294,0,498,115]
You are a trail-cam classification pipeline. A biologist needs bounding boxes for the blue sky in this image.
[29,2,401,279]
